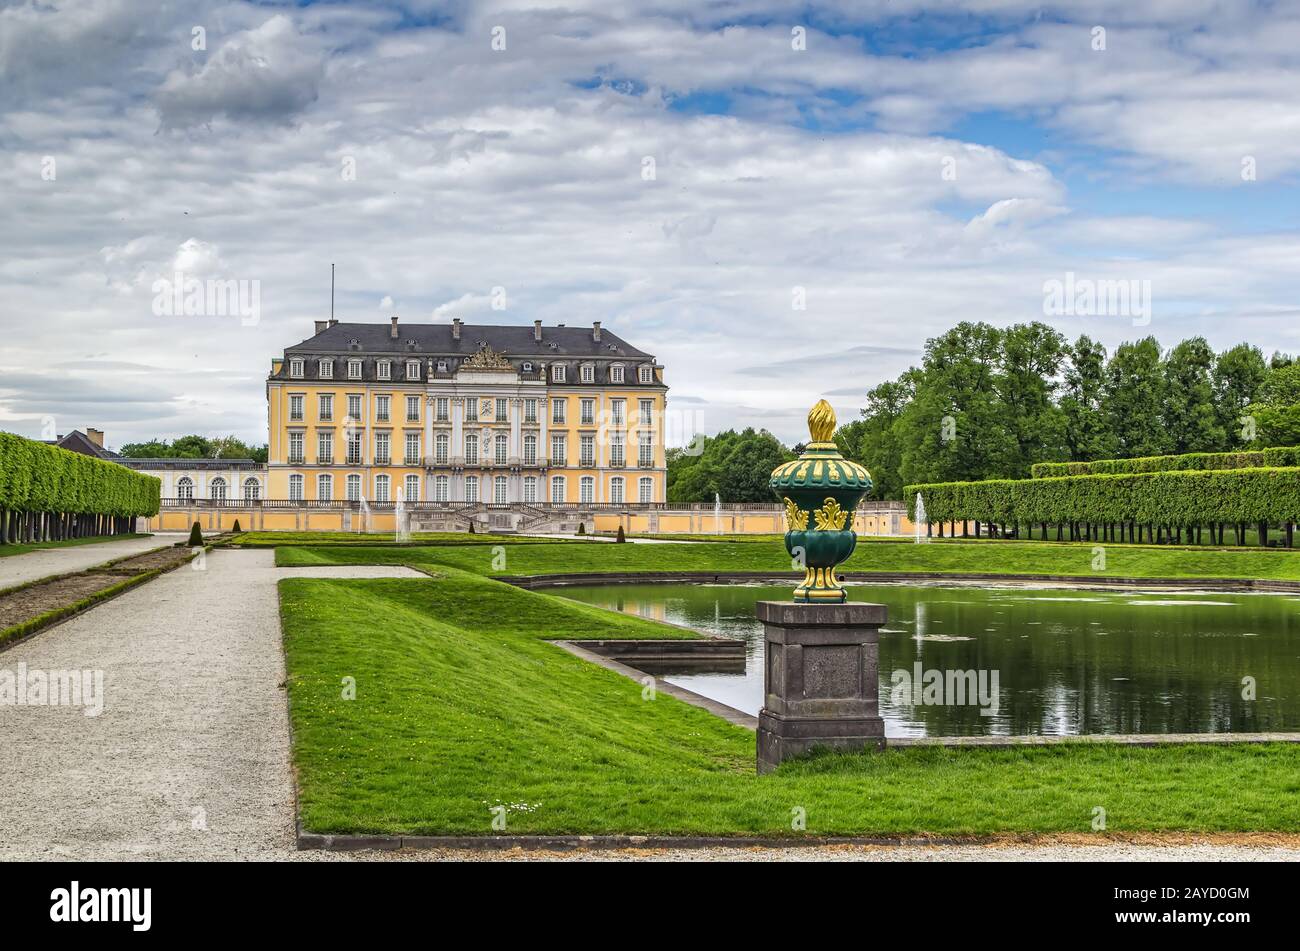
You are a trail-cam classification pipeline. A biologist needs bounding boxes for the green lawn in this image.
[281,575,1300,835]
[0,533,150,558]
[276,536,1300,581]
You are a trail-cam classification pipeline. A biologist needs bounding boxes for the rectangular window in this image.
[581,399,594,425]
[580,435,594,468]
[465,435,479,465]
[375,395,389,422]
[377,360,391,380]
[639,432,653,466]
[639,477,653,503]
[319,359,333,379]
[611,400,625,426]
[317,432,333,464]
[639,365,652,384]
[436,398,449,421]
[288,432,304,464]
[550,434,566,466]
[348,359,362,380]
[405,432,420,465]
[346,433,362,465]
[406,360,420,381]
[523,436,537,466]
[550,477,565,504]
[495,397,507,420]
[375,432,390,465]
[407,395,420,421]
[289,395,304,421]
[289,474,303,501]
[404,474,420,502]
[349,394,363,420]
[464,476,478,503]
[610,478,624,504]
[493,476,507,504]
[524,399,537,423]
[347,474,361,501]
[494,435,507,465]
[610,365,624,383]
[317,474,332,500]
[466,399,478,422]
[581,364,594,383]
[289,358,304,378]
[610,434,625,467]
[319,394,333,421]
[552,364,566,383]
[639,399,653,426]
[524,477,537,504]
[435,433,449,465]
[375,476,390,503]
[580,477,594,504]
[434,475,449,502]
[551,399,566,424]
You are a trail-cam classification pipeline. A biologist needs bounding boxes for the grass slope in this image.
[281,575,1300,835]
[276,537,1300,581]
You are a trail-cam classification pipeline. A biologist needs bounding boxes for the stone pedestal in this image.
[756,601,887,773]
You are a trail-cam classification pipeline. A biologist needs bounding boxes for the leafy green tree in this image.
[840,376,913,499]
[1212,343,1267,448]
[1104,337,1171,457]
[1162,337,1225,452]
[1060,335,1114,461]
[666,429,793,503]
[995,322,1068,474]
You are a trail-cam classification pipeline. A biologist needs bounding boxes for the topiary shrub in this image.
[188,522,203,546]
[615,525,627,543]
[231,519,242,534]
[467,521,476,534]
[576,522,586,535]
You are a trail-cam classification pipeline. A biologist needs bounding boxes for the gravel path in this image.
[0,549,422,861]
[2,547,1296,863]
[0,533,184,589]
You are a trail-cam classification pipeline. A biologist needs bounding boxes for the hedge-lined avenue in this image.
[0,432,160,544]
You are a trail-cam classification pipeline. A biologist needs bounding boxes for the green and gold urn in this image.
[770,400,873,603]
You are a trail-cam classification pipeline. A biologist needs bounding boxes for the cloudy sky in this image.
[3,0,1299,449]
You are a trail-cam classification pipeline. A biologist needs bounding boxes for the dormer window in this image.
[638,365,652,384]
[436,359,448,373]
[347,359,362,380]
[406,339,419,349]
[377,360,391,380]
[610,364,624,383]
[289,358,304,378]
[581,364,594,384]
[318,359,333,379]
[522,361,533,372]
[406,360,420,381]
[552,364,566,383]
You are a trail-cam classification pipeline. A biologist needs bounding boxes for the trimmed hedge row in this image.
[907,467,1300,530]
[0,432,160,544]
[1030,447,1300,479]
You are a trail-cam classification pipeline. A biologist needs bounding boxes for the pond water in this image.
[558,582,1300,737]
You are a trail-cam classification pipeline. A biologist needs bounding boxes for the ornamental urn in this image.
[770,400,873,603]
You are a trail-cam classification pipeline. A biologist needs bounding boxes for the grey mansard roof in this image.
[285,322,654,359]
[272,320,664,386]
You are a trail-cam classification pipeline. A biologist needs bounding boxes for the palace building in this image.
[265,317,668,508]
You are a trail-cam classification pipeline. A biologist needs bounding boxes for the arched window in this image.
[523,476,538,504]
[493,475,508,504]
[404,474,420,502]
[523,433,537,466]
[494,433,508,465]
[346,474,361,501]
[465,475,479,502]
[288,474,303,501]
[210,477,227,501]
[550,476,565,504]
[374,474,390,503]
[610,476,624,504]
[177,476,193,500]
[638,477,653,503]
[465,433,479,465]
[317,474,332,501]
[434,475,449,502]
[580,476,594,504]
[243,478,260,501]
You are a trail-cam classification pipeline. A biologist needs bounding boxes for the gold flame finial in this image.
[807,399,836,444]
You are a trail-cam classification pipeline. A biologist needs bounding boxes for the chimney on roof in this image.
[452,318,462,341]
[533,320,542,342]
[86,428,104,448]
[314,320,328,334]
[592,321,602,342]
[329,318,338,327]
[389,316,399,339]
